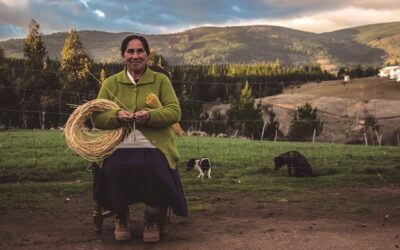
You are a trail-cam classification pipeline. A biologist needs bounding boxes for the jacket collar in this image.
[116,66,155,85]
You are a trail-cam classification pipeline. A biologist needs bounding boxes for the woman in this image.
[92,35,187,242]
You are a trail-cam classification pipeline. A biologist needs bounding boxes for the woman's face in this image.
[123,39,148,74]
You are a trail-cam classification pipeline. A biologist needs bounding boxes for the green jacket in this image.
[92,67,181,169]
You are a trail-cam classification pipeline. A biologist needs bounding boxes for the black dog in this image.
[274,151,313,177]
[186,158,211,179]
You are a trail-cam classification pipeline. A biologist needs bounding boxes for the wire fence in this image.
[0,111,399,147]
[1,86,400,146]
[1,66,400,146]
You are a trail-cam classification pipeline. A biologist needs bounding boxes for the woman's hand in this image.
[117,109,134,124]
[134,110,149,124]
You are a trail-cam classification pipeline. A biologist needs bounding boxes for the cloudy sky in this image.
[0,0,399,41]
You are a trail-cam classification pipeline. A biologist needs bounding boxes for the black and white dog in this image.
[186,158,212,179]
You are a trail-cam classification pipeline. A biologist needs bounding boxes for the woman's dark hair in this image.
[120,35,150,56]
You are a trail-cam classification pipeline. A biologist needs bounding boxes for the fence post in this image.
[374,130,382,146]
[41,111,45,130]
[197,136,200,154]
[364,133,368,146]
[22,113,27,130]
[233,129,238,139]
[356,112,358,126]
[260,121,267,141]
[274,129,278,142]
[312,129,316,143]
[58,92,62,127]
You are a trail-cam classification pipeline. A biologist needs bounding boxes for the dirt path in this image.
[1,186,400,249]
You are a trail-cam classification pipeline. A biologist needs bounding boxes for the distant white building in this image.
[391,68,400,81]
[378,66,399,78]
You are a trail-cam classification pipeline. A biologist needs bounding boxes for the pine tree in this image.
[24,19,47,70]
[179,84,201,129]
[227,80,264,139]
[272,58,282,73]
[363,114,380,145]
[208,64,218,77]
[60,28,92,99]
[289,102,324,141]
[178,84,191,129]
[157,57,162,67]
[179,85,190,117]
[337,67,349,79]
[21,19,48,128]
[264,109,282,140]
[148,48,169,67]
[0,46,9,127]
[41,56,60,129]
[0,46,4,65]
[148,48,156,65]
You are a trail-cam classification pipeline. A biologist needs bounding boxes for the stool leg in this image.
[160,207,170,234]
[93,200,103,233]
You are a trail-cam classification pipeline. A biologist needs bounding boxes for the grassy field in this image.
[0,130,399,210]
[288,77,400,101]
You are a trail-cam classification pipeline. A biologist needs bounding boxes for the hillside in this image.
[286,77,400,101]
[321,22,400,65]
[259,92,400,144]
[255,76,400,144]
[0,22,399,66]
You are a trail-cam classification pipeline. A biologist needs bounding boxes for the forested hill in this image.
[1,21,399,66]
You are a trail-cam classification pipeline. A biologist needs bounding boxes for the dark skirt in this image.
[92,148,188,217]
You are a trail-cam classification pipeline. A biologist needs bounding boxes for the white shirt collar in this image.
[126,70,136,85]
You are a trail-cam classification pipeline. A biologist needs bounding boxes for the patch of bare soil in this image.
[1,186,400,250]
[258,92,400,144]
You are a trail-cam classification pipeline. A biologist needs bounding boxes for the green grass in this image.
[0,130,89,182]
[0,130,399,209]
[0,181,91,209]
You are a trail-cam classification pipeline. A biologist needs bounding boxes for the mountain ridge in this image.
[0,21,398,67]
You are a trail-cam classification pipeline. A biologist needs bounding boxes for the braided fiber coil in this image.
[64,99,127,162]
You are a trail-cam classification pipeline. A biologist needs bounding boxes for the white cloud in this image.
[0,1,30,29]
[219,7,400,33]
[94,9,105,18]
[277,7,400,33]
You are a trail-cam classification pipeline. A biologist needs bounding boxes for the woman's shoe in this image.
[143,221,160,242]
[143,209,161,242]
[114,212,131,241]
